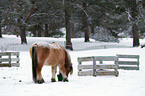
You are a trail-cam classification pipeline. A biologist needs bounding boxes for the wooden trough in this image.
[0,52,20,67]
[78,56,119,77]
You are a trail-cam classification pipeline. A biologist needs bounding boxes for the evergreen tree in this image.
[0,0,33,44]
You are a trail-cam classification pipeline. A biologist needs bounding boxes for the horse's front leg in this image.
[59,66,68,82]
[51,65,57,82]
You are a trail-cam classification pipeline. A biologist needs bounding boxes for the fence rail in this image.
[0,52,20,67]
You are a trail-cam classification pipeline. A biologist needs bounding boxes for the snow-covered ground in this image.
[0,35,145,96]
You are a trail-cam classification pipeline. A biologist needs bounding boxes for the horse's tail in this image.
[65,50,73,75]
[32,45,37,83]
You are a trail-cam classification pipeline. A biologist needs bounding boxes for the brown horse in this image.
[30,42,73,84]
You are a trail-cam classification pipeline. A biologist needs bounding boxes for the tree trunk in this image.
[71,22,75,38]
[38,30,41,37]
[18,18,27,44]
[84,23,90,42]
[108,28,118,38]
[19,25,27,44]
[64,0,73,50]
[32,25,37,37]
[45,24,49,37]
[0,12,2,38]
[37,25,42,37]
[91,25,95,35]
[131,0,140,47]
[0,24,2,38]
[132,24,139,47]
[82,2,90,42]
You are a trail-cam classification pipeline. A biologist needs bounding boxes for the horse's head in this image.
[65,63,73,76]
[64,49,73,76]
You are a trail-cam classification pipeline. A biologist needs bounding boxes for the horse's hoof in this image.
[63,78,69,82]
[37,79,44,84]
[51,78,56,82]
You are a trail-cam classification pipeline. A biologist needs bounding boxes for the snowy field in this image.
[0,35,145,96]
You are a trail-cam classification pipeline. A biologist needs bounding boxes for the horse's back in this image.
[45,43,65,66]
[30,42,65,66]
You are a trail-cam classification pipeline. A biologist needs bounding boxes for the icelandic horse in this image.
[29,42,73,84]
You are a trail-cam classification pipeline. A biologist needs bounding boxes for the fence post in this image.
[17,53,20,67]
[115,58,119,77]
[137,55,139,70]
[99,60,103,70]
[8,53,11,67]
[93,56,96,76]
[0,55,1,63]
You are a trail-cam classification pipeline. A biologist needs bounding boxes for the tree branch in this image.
[76,4,89,17]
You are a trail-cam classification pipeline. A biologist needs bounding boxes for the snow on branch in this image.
[126,11,132,21]
[76,4,89,17]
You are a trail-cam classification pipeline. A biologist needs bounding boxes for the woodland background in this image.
[0,0,145,50]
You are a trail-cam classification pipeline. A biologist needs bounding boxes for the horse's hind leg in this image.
[36,63,44,84]
[51,65,57,82]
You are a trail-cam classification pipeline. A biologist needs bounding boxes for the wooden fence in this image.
[117,54,139,70]
[78,56,119,77]
[77,54,140,76]
[0,52,20,67]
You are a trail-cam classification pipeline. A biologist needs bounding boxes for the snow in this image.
[33,42,50,48]
[0,35,145,96]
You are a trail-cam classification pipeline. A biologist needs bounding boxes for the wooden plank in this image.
[118,66,139,70]
[0,58,10,62]
[0,63,11,67]
[0,53,11,56]
[78,65,93,70]
[78,56,117,62]
[0,63,19,67]
[11,58,20,62]
[117,54,139,58]
[11,63,20,67]
[95,56,117,61]
[96,65,118,69]
[96,70,119,76]
[78,70,93,76]
[78,70,119,76]
[0,58,19,61]
[11,52,19,56]
[78,65,118,70]
[118,61,139,65]
[78,57,93,62]
[0,52,19,56]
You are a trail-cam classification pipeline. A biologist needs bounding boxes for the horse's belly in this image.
[44,57,62,66]
[44,59,55,66]
[43,49,65,66]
